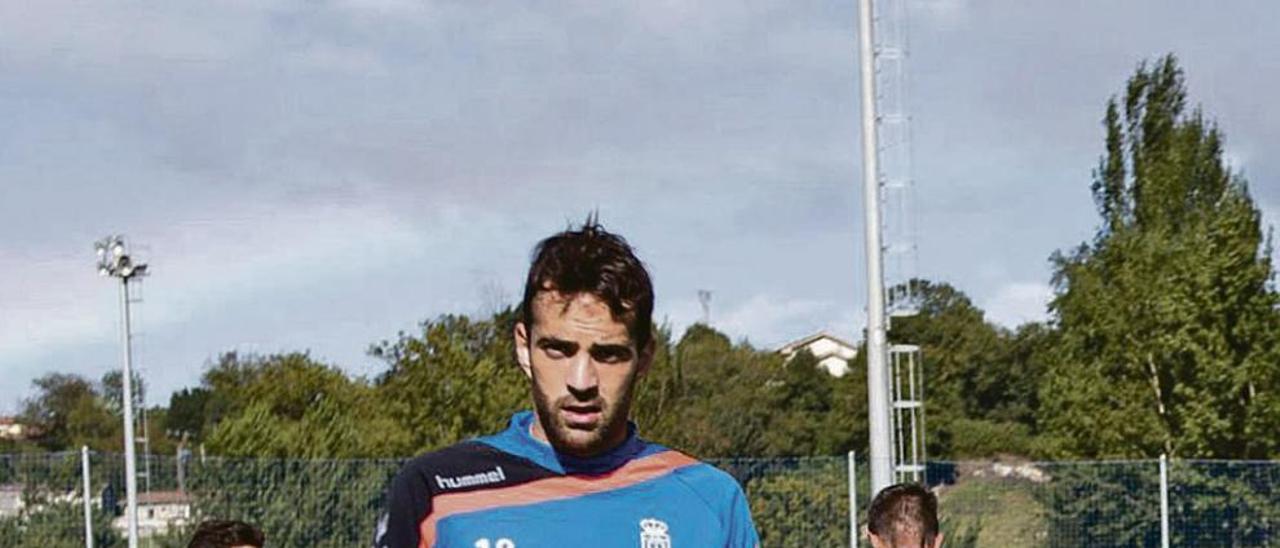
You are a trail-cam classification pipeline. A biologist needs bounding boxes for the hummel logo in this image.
[435,466,507,490]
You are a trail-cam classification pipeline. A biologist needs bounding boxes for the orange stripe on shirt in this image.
[418,450,699,548]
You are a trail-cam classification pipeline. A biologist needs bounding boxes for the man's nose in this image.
[565,354,599,398]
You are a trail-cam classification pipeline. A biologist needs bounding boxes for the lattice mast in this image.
[859,0,925,492]
[873,0,926,485]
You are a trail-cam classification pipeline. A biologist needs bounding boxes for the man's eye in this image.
[544,347,567,359]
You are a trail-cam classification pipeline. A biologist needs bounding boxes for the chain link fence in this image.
[2,452,1277,547]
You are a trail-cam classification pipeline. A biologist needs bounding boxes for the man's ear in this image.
[514,321,533,379]
[864,527,886,548]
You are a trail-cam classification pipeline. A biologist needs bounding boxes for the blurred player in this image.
[188,519,264,548]
[866,483,944,548]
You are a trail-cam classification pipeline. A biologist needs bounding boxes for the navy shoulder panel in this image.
[375,441,557,548]
[402,441,554,494]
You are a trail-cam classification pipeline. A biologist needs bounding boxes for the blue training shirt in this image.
[374,411,760,548]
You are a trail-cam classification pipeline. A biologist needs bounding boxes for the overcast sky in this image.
[2,1,1277,413]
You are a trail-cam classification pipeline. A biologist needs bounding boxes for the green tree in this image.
[372,311,527,455]
[761,350,835,456]
[167,387,211,441]
[100,369,145,417]
[1041,55,1280,459]
[819,349,870,456]
[642,324,781,458]
[19,373,119,451]
[100,370,178,455]
[886,280,1042,458]
[202,352,408,458]
[630,322,677,431]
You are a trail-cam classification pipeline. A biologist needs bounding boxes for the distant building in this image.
[0,417,29,441]
[113,490,193,538]
[778,332,859,377]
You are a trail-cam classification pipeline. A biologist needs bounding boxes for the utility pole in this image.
[697,290,712,325]
[81,446,93,548]
[96,235,147,548]
[858,0,894,495]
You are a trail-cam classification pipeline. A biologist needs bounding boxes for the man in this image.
[865,483,943,548]
[188,519,264,548]
[375,221,759,547]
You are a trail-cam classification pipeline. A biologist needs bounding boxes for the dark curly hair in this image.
[519,216,654,349]
[188,519,264,548]
[867,483,939,547]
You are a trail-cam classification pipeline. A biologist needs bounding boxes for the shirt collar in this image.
[480,410,648,475]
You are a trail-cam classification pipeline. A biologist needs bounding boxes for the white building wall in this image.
[819,356,850,377]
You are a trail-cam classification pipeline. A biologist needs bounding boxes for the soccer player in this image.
[374,220,759,548]
[866,483,944,548]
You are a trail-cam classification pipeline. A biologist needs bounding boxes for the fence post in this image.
[1159,454,1170,548]
[177,445,186,495]
[81,446,94,548]
[848,450,859,548]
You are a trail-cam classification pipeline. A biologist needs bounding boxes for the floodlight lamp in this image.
[96,246,106,258]
[113,243,125,257]
[99,267,110,277]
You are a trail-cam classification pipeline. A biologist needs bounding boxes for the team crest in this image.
[639,518,671,548]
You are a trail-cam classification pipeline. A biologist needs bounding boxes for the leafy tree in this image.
[640,324,866,458]
[100,370,145,417]
[886,280,1042,458]
[820,350,870,456]
[101,370,178,455]
[371,311,526,455]
[167,387,211,441]
[642,324,781,458]
[202,352,408,458]
[629,323,677,431]
[1041,55,1280,459]
[996,322,1056,427]
[761,350,835,456]
[19,373,119,451]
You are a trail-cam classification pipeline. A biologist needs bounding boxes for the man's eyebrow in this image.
[535,336,579,351]
[588,343,635,359]
[588,342,633,352]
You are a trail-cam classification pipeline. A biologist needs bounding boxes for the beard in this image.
[531,371,638,458]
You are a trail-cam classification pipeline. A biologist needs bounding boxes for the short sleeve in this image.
[374,464,432,548]
[724,482,760,548]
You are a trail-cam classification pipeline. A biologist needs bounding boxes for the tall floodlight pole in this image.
[95,235,147,548]
[858,0,894,494]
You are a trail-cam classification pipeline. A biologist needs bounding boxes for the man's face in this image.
[515,291,650,458]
